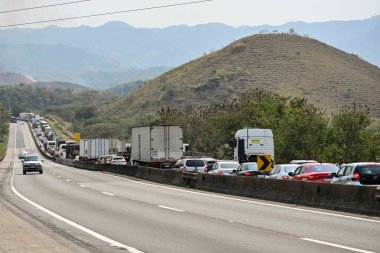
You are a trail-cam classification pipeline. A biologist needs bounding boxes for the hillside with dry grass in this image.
[105,34,380,118]
[0,72,35,85]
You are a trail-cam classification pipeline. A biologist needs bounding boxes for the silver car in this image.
[331,162,380,186]
[208,161,240,176]
[174,159,207,173]
[269,164,299,179]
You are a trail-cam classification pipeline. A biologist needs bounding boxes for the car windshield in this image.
[357,165,380,175]
[310,165,338,173]
[284,165,299,173]
[221,163,240,169]
[186,160,205,167]
[24,156,39,161]
[242,164,258,171]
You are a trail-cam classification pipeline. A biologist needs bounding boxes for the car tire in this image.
[40,170,43,174]
[23,170,26,175]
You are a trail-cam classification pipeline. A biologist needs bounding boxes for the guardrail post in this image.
[376,186,380,201]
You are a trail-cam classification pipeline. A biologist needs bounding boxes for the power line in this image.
[0,0,213,28]
[0,0,91,14]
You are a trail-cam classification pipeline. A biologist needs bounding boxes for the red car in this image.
[289,163,339,183]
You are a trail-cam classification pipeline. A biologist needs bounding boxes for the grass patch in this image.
[45,115,74,140]
[0,142,5,159]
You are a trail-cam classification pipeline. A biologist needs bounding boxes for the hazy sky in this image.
[1,0,380,29]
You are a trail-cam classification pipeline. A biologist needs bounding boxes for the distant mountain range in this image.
[0,16,379,88]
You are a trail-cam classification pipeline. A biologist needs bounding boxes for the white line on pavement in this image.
[10,128,144,253]
[102,192,115,196]
[158,205,184,212]
[96,172,380,224]
[79,185,86,188]
[300,238,375,253]
[66,179,71,182]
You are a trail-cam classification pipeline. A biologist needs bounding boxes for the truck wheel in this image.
[39,170,43,174]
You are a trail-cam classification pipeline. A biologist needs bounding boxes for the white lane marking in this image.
[66,179,71,182]
[96,172,380,224]
[158,205,184,212]
[300,238,375,253]
[11,129,144,253]
[102,192,115,196]
[57,175,61,178]
[79,185,86,188]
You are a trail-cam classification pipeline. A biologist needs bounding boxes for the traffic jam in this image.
[19,112,380,187]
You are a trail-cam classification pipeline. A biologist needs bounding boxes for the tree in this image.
[289,28,295,34]
[332,104,372,162]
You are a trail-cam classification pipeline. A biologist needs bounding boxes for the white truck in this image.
[80,139,110,161]
[131,125,183,168]
[234,129,274,164]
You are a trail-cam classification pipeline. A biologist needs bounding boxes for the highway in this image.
[2,121,380,253]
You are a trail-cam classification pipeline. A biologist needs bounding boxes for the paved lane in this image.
[7,122,380,253]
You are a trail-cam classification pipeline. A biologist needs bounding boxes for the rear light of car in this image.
[352,173,360,181]
[282,176,289,180]
[308,175,315,180]
[218,170,223,176]
[180,166,186,172]
[245,172,253,176]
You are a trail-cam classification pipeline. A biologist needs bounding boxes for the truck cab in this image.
[234,129,274,164]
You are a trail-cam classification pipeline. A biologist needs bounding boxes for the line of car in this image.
[173,158,380,186]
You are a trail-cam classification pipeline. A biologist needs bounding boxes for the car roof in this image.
[241,162,257,165]
[276,164,299,167]
[302,163,335,166]
[343,162,380,166]
[289,160,318,164]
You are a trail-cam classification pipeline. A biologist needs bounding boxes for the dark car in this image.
[234,162,264,177]
[332,162,380,186]
[289,163,339,183]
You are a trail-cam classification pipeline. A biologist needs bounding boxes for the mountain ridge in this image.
[0,16,379,88]
[105,34,380,119]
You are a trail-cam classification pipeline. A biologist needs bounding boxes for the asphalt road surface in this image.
[2,121,380,253]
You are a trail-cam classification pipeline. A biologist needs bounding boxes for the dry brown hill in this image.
[106,34,380,118]
[0,72,35,86]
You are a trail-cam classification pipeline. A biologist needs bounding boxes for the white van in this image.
[58,144,67,158]
[234,129,274,163]
[47,141,56,152]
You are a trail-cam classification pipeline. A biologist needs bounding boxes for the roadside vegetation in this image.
[1,84,379,164]
[157,89,380,163]
[0,102,9,159]
[44,115,74,140]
